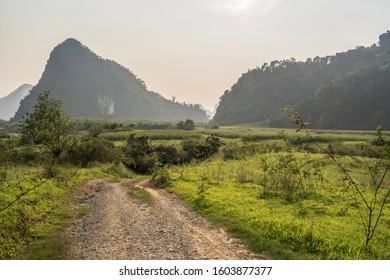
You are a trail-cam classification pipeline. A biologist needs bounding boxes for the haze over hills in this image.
[11,39,208,122]
[213,31,390,130]
[0,84,32,121]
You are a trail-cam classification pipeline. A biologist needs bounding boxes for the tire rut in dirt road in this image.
[66,179,263,260]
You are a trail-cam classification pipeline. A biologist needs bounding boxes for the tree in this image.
[19,91,76,160]
[379,31,390,48]
[84,119,105,138]
[176,119,195,130]
[122,134,157,174]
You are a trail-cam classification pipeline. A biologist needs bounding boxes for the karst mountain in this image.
[11,39,208,122]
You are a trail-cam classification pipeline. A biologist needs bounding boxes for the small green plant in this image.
[78,205,92,218]
[236,164,253,184]
[104,162,134,178]
[193,183,211,209]
[151,165,172,188]
[127,186,151,204]
[221,142,244,160]
[259,151,324,201]
[372,125,388,146]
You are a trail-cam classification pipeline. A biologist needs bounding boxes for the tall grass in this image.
[0,164,128,259]
[200,127,375,144]
[169,151,390,259]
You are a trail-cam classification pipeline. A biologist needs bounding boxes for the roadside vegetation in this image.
[169,142,390,259]
[1,92,389,259]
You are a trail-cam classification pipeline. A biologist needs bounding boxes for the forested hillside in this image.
[213,31,390,129]
[11,39,208,122]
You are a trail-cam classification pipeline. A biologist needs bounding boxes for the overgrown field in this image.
[165,127,390,259]
[169,153,389,259]
[0,163,131,259]
[1,121,390,259]
[99,126,390,259]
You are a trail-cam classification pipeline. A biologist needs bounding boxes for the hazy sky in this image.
[1,0,389,110]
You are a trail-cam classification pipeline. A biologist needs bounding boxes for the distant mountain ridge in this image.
[0,84,32,121]
[12,39,208,122]
[213,31,390,130]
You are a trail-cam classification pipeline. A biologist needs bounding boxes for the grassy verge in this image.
[0,163,132,259]
[121,180,152,205]
[168,152,390,259]
[127,187,152,205]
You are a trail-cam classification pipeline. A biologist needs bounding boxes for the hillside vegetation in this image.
[213,31,390,130]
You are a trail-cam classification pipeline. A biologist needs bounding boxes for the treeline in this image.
[1,92,221,177]
[1,130,221,173]
[213,31,390,130]
[80,118,198,133]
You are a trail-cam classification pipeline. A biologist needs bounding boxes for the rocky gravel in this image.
[66,179,263,260]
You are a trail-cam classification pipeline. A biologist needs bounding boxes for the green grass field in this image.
[168,152,390,259]
[165,127,390,259]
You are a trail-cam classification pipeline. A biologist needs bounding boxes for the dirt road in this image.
[66,179,262,260]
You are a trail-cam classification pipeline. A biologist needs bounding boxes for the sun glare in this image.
[213,0,276,15]
[228,0,256,12]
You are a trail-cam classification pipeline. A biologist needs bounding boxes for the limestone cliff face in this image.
[12,38,208,121]
[98,95,115,116]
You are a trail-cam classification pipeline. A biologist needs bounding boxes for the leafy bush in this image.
[182,136,222,162]
[103,162,134,178]
[259,152,325,201]
[133,153,158,174]
[121,134,222,173]
[6,145,50,165]
[176,119,195,130]
[151,165,172,188]
[155,145,181,165]
[221,142,244,160]
[122,134,157,174]
[193,183,212,209]
[64,137,118,167]
[0,132,10,139]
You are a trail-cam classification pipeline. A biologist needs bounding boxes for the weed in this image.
[151,165,172,188]
[78,205,92,218]
[127,187,151,205]
[193,183,211,209]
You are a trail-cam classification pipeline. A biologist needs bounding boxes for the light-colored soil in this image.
[66,179,264,260]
